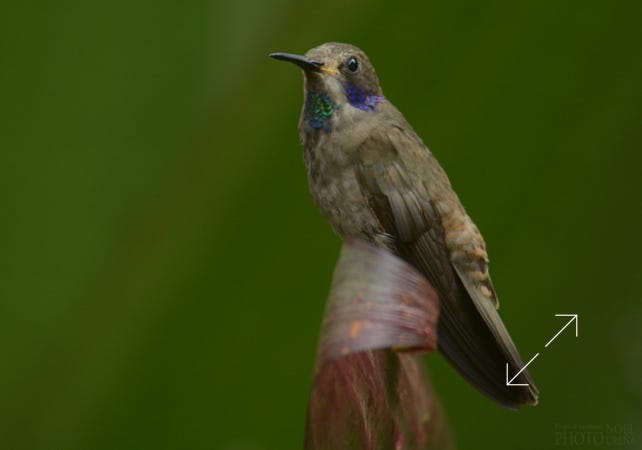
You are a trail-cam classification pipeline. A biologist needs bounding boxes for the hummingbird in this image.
[270,42,538,409]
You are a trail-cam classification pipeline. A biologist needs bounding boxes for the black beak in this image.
[269,52,324,72]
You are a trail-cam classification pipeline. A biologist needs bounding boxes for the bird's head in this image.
[271,42,385,131]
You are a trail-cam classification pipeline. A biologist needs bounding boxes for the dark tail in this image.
[436,277,538,409]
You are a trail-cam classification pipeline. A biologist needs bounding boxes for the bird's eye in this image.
[345,56,359,73]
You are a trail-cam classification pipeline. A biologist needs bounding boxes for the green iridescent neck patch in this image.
[304,91,336,131]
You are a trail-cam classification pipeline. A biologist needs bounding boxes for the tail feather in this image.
[402,236,538,408]
[437,277,538,408]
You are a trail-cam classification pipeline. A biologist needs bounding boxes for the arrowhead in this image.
[555,314,578,336]
[545,314,579,348]
[505,364,529,386]
[506,353,540,387]
[564,314,578,337]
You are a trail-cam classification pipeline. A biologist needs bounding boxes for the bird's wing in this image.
[355,123,538,408]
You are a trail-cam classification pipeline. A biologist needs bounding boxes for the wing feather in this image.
[355,124,538,408]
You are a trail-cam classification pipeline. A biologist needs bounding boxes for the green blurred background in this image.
[1,1,640,449]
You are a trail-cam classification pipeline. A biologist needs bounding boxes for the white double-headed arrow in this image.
[506,314,578,387]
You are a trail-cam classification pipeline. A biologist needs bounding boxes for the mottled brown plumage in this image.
[271,42,538,408]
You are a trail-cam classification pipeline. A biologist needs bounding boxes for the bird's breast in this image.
[302,132,384,242]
